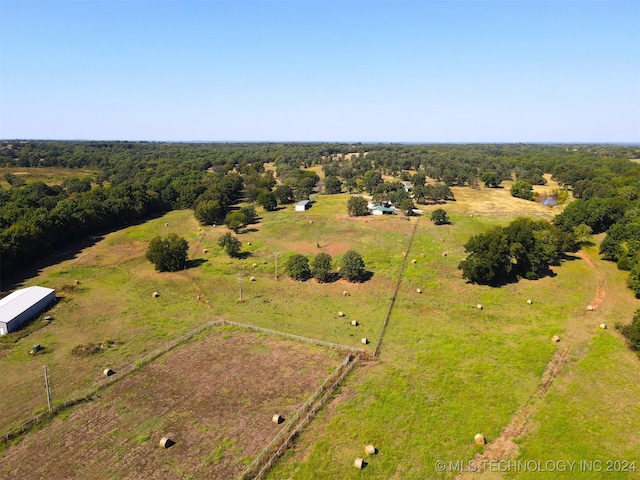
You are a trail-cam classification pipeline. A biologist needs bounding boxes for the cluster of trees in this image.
[285,250,367,283]
[551,163,640,297]
[458,217,576,285]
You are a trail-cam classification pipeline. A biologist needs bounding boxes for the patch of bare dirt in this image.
[576,251,606,310]
[0,330,338,479]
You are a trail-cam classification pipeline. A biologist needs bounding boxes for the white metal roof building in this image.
[0,286,56,335]
[295,200,311,211]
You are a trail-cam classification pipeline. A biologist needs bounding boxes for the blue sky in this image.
[1,0,639,142]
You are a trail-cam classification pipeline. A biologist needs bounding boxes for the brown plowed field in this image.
[0,329,339,479]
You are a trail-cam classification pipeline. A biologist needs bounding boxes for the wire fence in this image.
[373,218,419,357]
[219,319,365,355]
[238,352,361,480]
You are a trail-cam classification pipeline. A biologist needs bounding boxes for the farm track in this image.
[460,249,609,477]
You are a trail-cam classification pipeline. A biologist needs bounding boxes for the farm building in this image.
[371,205,395,215]
[295,200,311,211]
[0,286,56,336]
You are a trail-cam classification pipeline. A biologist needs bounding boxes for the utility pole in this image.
[237,273,244,302]
[43,365,52,412]
[274,252,279,281]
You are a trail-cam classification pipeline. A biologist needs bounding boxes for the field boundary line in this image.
[373,217,419,357]
[219,319,365,354]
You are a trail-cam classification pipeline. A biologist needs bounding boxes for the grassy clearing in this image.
[0,167,99,188]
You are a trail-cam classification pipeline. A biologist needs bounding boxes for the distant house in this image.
[371,205,395,215]
[295,200,311,212]
[0,286,56,335]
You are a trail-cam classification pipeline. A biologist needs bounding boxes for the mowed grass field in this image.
[1,182,639,480]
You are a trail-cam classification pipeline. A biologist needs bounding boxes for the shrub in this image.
[618,309,640,350]
[431,208,449,225]
[218,232,242,258]
[146,234,188,272]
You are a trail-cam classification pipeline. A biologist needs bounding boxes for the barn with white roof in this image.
[0,286,56,335]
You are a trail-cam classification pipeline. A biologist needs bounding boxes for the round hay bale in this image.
[74,279,81,285]
[354,458,365,469]
[198,227,202,231]
[203,249,208,253]
[587,305,594,311]
[600,323,607,329]
[551,335,560,343]
[342,290,350,297]
[476,304,483,310]
[361,338,369,345]
[351,320,358,326]
[475,433,485,445]
[441,252,447,257]
[248,242,252,245]
[402,251,407,257]
[272,414,284,424]
[152,292,160,298]
[164,223,169,227]
[411,259,417,264]
[421,253,425,257]
[250,276,256,282]
[252,263,257,268]
[527,299,533,304]
[365,445,376,455]
[159,437,174,448]
[103,368,115,377]
[338,311,345,317]
[416,288,422,294]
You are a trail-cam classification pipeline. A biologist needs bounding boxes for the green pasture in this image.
[1,187,639,480]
